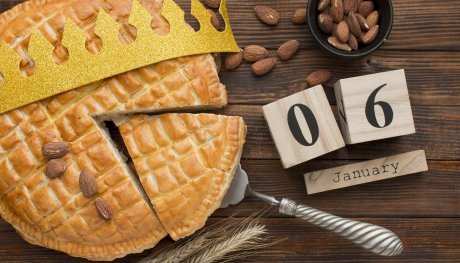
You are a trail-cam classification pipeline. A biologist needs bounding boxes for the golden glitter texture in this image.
[0,0,238,114]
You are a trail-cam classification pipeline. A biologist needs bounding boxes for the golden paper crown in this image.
[0,0,239,114]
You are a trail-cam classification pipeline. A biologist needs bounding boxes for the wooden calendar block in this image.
[334,69,416,144]
[304,150,428,194]
[263,85,345,168]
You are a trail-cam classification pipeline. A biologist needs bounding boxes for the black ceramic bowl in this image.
[307,0,393,58]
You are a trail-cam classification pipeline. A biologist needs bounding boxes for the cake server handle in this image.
[278,198,403,256]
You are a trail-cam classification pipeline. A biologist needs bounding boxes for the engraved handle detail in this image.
[279,198,403,256]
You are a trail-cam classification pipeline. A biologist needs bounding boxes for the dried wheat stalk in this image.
[139,211,283,263]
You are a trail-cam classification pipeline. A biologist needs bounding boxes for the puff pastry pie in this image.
[118,113,246,240]
[0,0,245,261]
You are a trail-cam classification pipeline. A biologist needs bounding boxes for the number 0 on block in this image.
[263,85,345,168]
[334,69,416,144]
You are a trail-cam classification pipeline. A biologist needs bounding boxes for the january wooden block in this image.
[304,150,428,194]
[334,69,416,144]
[263,85,345,168]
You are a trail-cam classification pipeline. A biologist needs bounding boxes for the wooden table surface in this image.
[1,0,459,262]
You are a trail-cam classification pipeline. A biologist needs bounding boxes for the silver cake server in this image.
[221,165,404,256]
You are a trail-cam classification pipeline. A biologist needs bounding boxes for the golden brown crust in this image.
[0,0,227,260]
[118,114,246,240]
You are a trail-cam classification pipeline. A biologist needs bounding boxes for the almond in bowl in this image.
[307,0,393,58]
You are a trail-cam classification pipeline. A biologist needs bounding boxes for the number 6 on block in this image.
[334,69,416,144]
[263,85,345,168]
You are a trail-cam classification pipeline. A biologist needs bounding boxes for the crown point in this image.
[61,17,87,51]
[94,9,121,52]
[128,0,155,40]
[28,30,55,70]
[191,0,214,32]
[0,43,21,80]
[161,0,188,34]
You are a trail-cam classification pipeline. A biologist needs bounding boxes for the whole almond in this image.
[318,13,334,34]
[317,0,331,11]
[366,11,379,28]
[335,20,350,43]
[224,50,243,70]
[254,5,280,26]
[79,170,98,197]
[362,24,379,44]
[45,159,67,178]
[42,142,71,159]
[356,13,370,30]
[348,34,358,50]
[243,45,268,62]
[278,40,300,61]
[208,9,221,30]
[328,36,352,51]
[306,70,332,87]
[252,58,276,76]
[343,0,356,15]
[330,0,344,23]
[95,198,113,221]
[347,11,362,37]
[203,0,220,9]
[292,8,307,24]
[358,1,374,17]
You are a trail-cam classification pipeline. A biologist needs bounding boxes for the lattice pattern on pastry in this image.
[119,113,246,240]
[0,0,227,260]
[0,52,224,258]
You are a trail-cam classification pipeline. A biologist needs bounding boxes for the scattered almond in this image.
[362,24,379,44]
[203,0,220,9]
[208,9,221,30]
[224,50,243,70]
[318,0,331,11]
[356,13,370,30]
[348,34,358,50]
[45,159,67,178]
[347,11,362,38]
[366,11,379,28]
[95,198,113,221]
[306,70,332,87]
[278,40,300,61]
[79,170,98,197]
[318,13,334,34]
[42,142,71,159]
[243,45,268,62]
[328,36,352,51]
[330,0,344,23]
[292,8,307,24]
[254,5,280,26]
[358,1,374,17]
[335,20,350,43]
[251,58,276,76]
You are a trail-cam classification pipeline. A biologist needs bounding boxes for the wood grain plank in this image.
[1,217,459,262]
[221,50,460,106]
[209,105,460,161]
[224,0,460,50]
[214,160,460,218]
